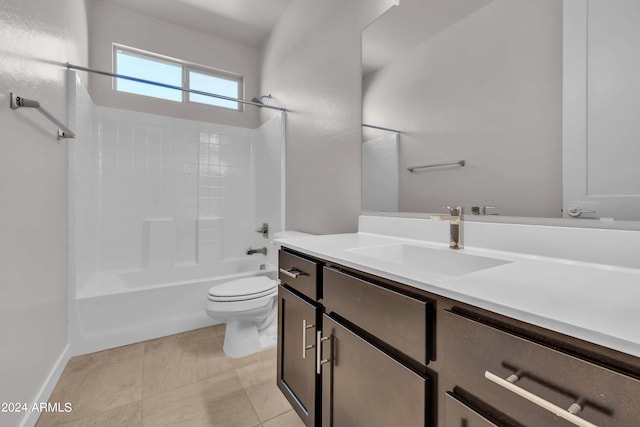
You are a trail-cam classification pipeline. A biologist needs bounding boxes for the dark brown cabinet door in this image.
[320,315,428,427]
[277,285,318,426]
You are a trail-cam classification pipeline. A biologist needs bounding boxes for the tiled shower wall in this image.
[70,75,282,296]
[96,108,257,272]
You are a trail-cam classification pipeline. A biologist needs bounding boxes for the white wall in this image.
[0,0,88,426]
[260,0,397,234]
[363,0,563,217]
[87,0,261,128]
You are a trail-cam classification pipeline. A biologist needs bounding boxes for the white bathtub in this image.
[69,258,275,356]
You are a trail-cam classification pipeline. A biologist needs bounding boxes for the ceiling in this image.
[96,0,293,47]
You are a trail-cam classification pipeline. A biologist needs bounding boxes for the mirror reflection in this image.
[362,0,640,221]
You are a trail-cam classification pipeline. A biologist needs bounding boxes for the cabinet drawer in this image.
[323,267,430,364]
[442,310,640,427]
[445,393,498,427]
[279,250,320,300]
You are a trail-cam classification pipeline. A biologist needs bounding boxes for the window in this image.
[188,69,241,110]
[113,46,243,111]
[115,49,183,102]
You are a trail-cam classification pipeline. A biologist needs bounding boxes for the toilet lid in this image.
[208,276,276,301]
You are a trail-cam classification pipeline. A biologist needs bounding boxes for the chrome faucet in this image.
[247,247,267,255]
[435,206,463,249]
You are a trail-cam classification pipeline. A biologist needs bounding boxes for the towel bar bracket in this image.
[9,92,76,140]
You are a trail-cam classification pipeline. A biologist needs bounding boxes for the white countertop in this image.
[278,230,640,359]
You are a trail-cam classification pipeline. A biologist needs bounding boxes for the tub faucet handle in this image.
[255,223,269,237]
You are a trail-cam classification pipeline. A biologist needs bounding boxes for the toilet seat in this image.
[208,276,276,302]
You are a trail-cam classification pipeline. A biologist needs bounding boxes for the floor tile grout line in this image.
[237,365,268,424]
[139,326,219,401]
[260,409,297,424]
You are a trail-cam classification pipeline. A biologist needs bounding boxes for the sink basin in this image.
[345,244,511,276]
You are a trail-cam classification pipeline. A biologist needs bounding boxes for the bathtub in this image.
[69,258,275,356]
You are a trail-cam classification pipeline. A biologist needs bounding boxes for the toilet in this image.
[205,230,310,358]
[206,275,278,358]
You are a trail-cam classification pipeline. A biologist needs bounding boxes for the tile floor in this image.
[36,325,303,427]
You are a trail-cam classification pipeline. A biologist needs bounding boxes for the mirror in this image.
[361,0,640,223]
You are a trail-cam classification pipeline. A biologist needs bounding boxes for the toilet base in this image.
[223,318,277,358]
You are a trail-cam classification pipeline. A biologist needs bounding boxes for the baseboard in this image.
[19,344,71,427]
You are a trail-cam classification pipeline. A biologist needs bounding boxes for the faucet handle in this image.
[443,206,463,216]
[471,206,498,215]
[255,223,269,237]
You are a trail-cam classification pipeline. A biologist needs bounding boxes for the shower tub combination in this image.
[68,72,284,355]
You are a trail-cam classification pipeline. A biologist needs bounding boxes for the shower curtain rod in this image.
[362,123,400,134]
[66,63,287,112]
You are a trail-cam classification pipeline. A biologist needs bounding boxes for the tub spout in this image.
[247,247,267,255]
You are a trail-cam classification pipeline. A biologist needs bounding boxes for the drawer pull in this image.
[484,371,597,427]
[279,267,306,279]
[302,319,315,359]
[316,331,332,374]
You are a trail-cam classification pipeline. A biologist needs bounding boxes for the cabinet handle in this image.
[316,331,331,374]
[484,371,598,427]
[302,319,315,359]
[279,267,306,279]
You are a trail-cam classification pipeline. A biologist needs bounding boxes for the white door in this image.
[563,0,640,220]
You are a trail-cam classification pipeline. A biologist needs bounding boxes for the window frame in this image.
[112,44,244,111]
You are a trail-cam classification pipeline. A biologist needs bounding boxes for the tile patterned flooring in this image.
[36,325,303,427]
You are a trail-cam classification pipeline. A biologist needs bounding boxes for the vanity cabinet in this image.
[277,246,640,427]
[441,310,640,427]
